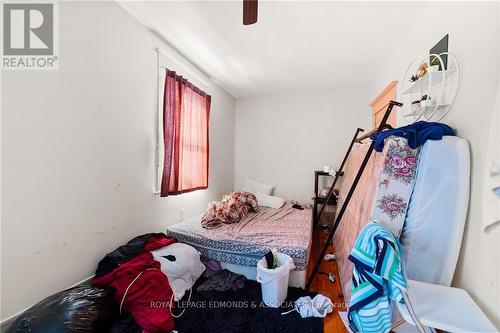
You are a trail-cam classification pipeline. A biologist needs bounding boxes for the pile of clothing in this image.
[7,232,326,333]
[201,191,259,229]
[93,233,206,333]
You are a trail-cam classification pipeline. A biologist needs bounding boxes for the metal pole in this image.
[315,127,364,224]
[306,100,402,290]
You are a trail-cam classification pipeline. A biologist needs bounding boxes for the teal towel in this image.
[348,222,407,333]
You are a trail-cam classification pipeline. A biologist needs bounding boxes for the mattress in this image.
[401,136,470,286]
[333,135,470,304]
[166,203,313,270]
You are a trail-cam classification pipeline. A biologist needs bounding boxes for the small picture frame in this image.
[430,34,449,71]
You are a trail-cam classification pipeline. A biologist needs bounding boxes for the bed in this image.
[166,203,313,288]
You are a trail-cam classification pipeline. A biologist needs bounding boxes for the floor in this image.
[307,221,349,333]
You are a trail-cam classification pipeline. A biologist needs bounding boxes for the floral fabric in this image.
[201,192,259,229]
[372,137,420,236]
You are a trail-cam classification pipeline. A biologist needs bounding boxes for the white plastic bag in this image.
[151,243,206,301]
[256,252,295,308]
[288,294,333,318]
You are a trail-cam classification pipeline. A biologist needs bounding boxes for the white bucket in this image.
[256,252,295,308]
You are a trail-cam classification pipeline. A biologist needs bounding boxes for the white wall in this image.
[234,90,370,202]
[0,1,235,321]
[370,2,500,327]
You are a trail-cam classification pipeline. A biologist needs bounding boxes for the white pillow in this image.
[151,243,206,301]
[245,178,274,195]
[255,192,286,209]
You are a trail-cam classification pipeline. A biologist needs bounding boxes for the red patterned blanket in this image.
[201,191,259,229]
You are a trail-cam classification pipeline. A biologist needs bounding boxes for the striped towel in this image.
[348,222,407,333]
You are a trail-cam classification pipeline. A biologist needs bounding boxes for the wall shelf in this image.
[403,69,456,95]
[405,104,450,117]
[400,52,460,123]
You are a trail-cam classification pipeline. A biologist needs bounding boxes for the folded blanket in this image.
[373,121,454,152]
[201,191,259,229]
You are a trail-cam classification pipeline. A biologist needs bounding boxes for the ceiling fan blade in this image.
[243,0,258,25]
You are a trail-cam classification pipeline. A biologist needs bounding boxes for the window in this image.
[160,69,211,197]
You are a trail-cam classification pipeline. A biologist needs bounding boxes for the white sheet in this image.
[401,136,470,286]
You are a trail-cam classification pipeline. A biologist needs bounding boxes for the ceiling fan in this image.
[243,0,258,25]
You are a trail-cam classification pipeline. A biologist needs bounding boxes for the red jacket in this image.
[93,236,176,333]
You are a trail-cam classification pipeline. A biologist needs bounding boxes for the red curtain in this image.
[161,69,211,197]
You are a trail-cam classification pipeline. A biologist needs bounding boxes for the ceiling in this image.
[119,1,423,98]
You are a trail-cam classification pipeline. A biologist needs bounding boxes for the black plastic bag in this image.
[6,285,119,333]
